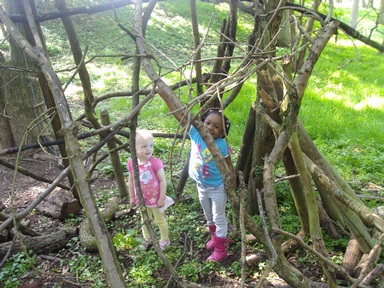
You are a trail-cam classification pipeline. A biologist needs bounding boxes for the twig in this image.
[273,228,357,285]
[238,172,246,288]
[0,234,16,268]
[256,187,278,288]
[351,233,384,288]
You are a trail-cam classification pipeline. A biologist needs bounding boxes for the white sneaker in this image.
[159,239,170,250]
[139,238,151,251]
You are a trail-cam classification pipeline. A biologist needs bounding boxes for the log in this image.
[361,264,384,286]
[353,254,370,278]
[0,212,40,239]
[245,252,267,267]
[37,188,81,219]
[79,197,119,251]
[0,227,76,258]
[342,237,363,275]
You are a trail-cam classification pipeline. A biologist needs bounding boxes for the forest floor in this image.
[2,148,383,287]
[0,149,329,288]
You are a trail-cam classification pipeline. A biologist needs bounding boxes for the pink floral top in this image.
[127,156,163,207]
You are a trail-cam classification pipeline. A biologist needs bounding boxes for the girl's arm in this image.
[156,168,167,208]
[128,173,136,206]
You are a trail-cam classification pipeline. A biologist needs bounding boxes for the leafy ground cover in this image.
[1,1,384,287]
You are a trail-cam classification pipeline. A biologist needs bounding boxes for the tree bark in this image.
[0,3,126,287]
[0,1,40,148]
[100,110,128,198]
[350,0,360,28]
[0,228,76,258]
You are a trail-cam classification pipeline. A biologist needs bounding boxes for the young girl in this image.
[157,86,232,261]
[189,108,232,262]
[127,130,170,251]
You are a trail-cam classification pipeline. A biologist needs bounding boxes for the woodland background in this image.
[0,0,383,287]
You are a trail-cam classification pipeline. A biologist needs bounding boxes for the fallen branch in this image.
[0,158,70,190]
[272,228,356,285]
[0,227,77,259]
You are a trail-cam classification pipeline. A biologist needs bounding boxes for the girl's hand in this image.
[157,197,165,208]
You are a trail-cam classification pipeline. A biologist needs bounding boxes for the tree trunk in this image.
[0,3,126,287]
[379,0,384,24]
[0,1,40,148]
[100,110,128,198]
[350,0,360,28]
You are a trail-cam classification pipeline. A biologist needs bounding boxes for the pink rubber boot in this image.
[207,236,228,262]
[205,225,216,251]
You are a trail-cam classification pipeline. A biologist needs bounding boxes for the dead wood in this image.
[114,207,136,218]
[0,157,70,190]
[0,212,40,238]
[352,233,384,287]
[37,189,81,219]
[281,229,305,254]
[342,237,363,275]
[245,252,268,267]
[79,197,120,252]
[0,227,77,258]
[5,0,139,23]
[317,199,343,238]
[353,254,371,278]
[361,264,384,286]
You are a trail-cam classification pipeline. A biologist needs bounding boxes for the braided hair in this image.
[200,108,231,138]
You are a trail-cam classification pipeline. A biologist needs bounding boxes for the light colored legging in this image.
[141,207,169,241]
[197,184,228,238]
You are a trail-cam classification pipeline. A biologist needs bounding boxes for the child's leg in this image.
[141,207,154,239]
[152,208,169,241]
[207,185,227,238]
[197,184,214,226]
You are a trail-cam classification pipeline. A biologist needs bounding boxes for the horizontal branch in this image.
[0,158,70,190]
[3,0,145,23]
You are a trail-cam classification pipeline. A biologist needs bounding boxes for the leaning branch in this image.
[0,158,70,190]
[284,2,384,52]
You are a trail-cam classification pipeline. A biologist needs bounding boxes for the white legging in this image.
[197,184,228,238]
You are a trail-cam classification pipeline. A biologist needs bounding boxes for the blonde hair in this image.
[136,129,153,141]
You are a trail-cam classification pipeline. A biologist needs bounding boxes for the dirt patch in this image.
[0,150,116,215]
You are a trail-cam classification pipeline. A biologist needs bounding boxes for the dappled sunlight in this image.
[321,89,345,102]
[320,90,384,110]
[354,95,384,110]
[151,10,190,33]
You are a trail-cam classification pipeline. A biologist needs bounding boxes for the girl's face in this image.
[136,136,153,163]
[203,112,224,139]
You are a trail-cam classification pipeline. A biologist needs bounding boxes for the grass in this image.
[300,43,384,186]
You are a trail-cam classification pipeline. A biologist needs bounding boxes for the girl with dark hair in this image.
[189,108,232,262]
[157,87,233,262]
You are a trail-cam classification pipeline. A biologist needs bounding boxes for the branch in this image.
[285,2,384,52]
[4,0,145,23]
[0,158,70,190]
[273,228,357,285]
